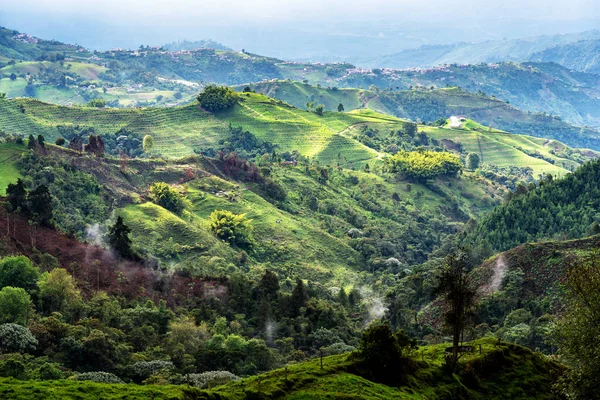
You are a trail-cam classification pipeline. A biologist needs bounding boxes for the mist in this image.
[1,0,599,61]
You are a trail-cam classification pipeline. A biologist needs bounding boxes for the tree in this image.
[108,216,133,258]
[305,101,314,112]
[0,324,37,354]
[55,137,66,146]
[0,256,40,292]
[87,99,106,108]
[197,85,239,112]
[27,134,36,150]
[37,135,45,149]
[466,153,480,170]
[0,287,32,325]
[337,103,344,112]
[9,73,17,81]
[142,135,154,156]
[6,179,28,214]
[209,210,254,248]
[315,104,325,116]
[358,324,417,383]
[290,278,307,317]
[434,250,478,371]
[148,182,186,214]
[553,255,600,399]
[28,185,53,226]
[38,268,80,314]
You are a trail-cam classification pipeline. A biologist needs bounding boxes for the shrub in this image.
[185,371,240,388]
[0,324,38,353]
[131,360,174,382]
[197,85,239,112]
[209,210,254,248]
[74,371,124,383]
[149,182,187,214]
[385,150,462,181]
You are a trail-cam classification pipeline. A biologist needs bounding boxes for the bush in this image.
[385,150,462,181]
[197,86,239,112]
[131,360,174,382]
[0,324,38,353]
[74,371,124,384]
[149,182,187,214]
[209,210,254,248]
[185,371,240,388]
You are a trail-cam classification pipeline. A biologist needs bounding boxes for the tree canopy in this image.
[197,85,239,112]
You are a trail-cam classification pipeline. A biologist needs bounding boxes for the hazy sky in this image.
[2,0,599,21]
[1,0,599,60]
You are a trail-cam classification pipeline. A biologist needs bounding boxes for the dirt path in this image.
[488,254,508,293]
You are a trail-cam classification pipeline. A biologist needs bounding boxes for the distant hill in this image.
[162,39,232,52]
[247,81,600,151]
[362,30,600,69]
[531,39,600,74]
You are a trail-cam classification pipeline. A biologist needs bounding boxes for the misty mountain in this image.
[361,30,600,69]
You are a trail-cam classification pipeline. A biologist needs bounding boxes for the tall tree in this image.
[6,179,28,214]
[337,103,344,112]
[0,287,32,325]
[0,256,40,292]
[553,254,600,399]
[434,250,478,371]
[28,185,53,226]
[143,135,154,156]
[108,216,133,258]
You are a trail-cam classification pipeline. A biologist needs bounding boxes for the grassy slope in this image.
[0,93,584,174]
[0,94,387,165]
[203,339,559,399]
[0,143,25,194]
[0,339,559,399]
[421,122,575,177]
[0,378,183,400]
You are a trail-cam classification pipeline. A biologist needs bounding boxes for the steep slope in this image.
[462,158,600,253]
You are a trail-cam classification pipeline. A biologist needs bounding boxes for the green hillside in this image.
[248,81,600,151]
[461,158,600,254]
[0,339,559,400]
[1,92,592,177]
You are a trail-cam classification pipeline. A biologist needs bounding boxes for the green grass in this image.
[421,123,575,177]
[198,339,559,400]
[0,378,183,400]
[0,143,25,194]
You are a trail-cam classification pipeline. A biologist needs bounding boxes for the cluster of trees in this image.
[385,150,462,181]
[197,85,239,112]
[6,179,53,226]
[462,159,600,252]
[149,182,187,214]
[208,210,254,248]
[0,251,363,384]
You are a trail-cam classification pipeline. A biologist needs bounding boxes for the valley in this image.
[0,16,599,400]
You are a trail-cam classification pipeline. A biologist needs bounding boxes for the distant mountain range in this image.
[360,30,600,70]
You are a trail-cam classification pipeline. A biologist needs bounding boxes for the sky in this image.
[1,0,599,60]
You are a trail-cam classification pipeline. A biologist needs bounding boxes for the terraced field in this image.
[0,95,591,174]
[421,122,582,177]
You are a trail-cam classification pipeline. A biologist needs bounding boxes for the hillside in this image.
[3,25,600,134]
[461,158,600,253]
[0,339,560,399]
[247,80,600,151]
[531,39,600,74]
